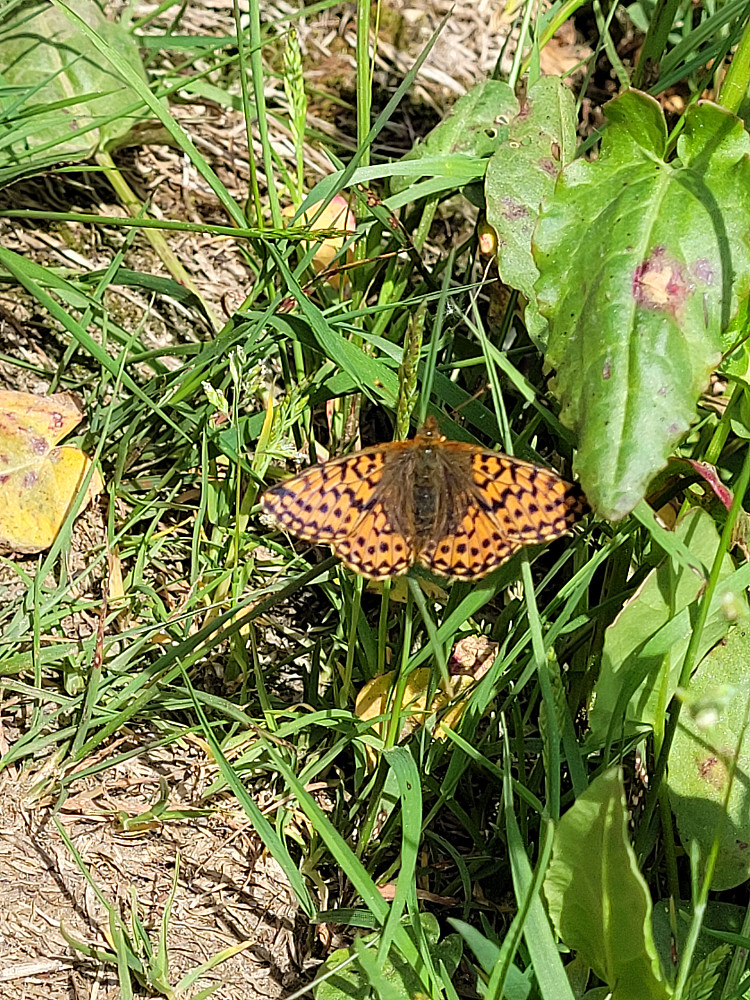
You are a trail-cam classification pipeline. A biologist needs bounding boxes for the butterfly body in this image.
[261,418,586,581]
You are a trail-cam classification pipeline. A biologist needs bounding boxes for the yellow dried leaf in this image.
[356,662,484,769]
[282,195,356,285]
[0,390,103,553]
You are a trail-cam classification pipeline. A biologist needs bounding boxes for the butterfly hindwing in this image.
[418,503,521,579]
[333,503,414,578]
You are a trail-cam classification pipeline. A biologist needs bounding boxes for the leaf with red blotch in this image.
[0,390,103,553]
[536,93,750,520]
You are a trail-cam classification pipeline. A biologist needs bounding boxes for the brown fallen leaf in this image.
[449,635,498,675]
[0,390,103,553]
[539,22,593,80]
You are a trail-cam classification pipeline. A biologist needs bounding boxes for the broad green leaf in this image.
[0,0,164,169]
[589,508,745,744]
[486,76,576,337]
[544,768,671,1000]
[390,79,517,195]
[668,625,750,890]
[535,92,750,520]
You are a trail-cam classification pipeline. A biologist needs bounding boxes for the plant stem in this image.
[718,14,750,114]
[244,0,281,228]
[632,0,682,89]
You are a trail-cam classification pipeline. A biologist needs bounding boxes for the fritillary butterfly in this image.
[261,418,587,581]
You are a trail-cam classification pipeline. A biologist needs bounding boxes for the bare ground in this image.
[0,740,302,999]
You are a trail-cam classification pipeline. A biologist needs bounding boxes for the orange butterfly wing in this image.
[418,505,523,579]
[469,450,587,542]
[261,447,415,579]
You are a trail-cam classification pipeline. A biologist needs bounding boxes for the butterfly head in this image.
[416,416,446,449]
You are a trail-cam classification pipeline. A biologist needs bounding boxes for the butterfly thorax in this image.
[380,442,472,550]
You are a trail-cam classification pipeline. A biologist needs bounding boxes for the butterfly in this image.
[260,417,587,581]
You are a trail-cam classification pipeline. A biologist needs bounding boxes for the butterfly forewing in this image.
[261,448,388,542]
[468,450,586,543]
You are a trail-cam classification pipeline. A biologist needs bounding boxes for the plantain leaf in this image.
[486,76,576,338]
[535,92,750,519]
[0,0,166,173]
[390,79,517,195]
[668,625,750,891]
[544,768,671,1000]
[588,508,745,745]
